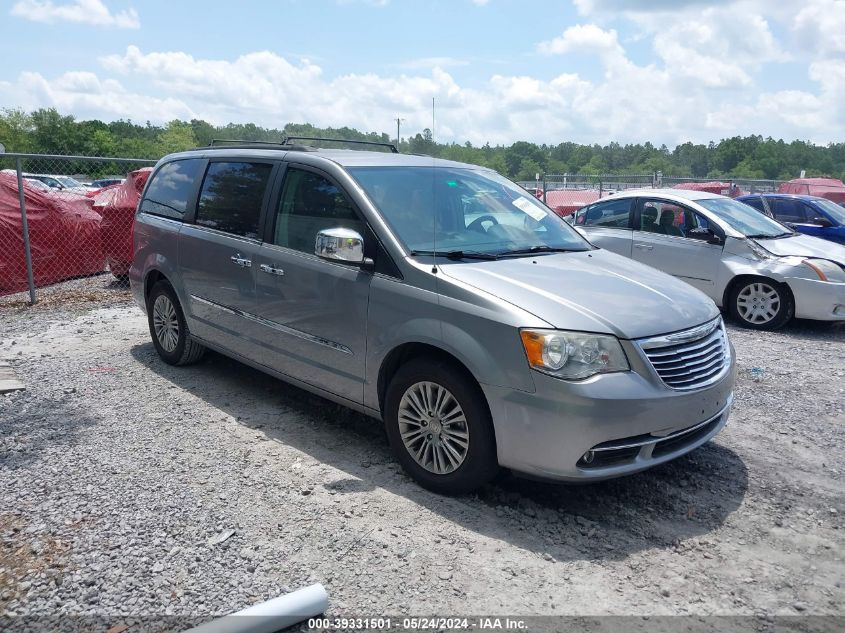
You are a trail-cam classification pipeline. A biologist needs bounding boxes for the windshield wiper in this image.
[746,232,794,239]
[498,245,582,257]
[410,249,499,261]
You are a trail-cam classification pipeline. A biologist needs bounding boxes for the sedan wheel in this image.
[729,278,793,330]
[736,281,780,325]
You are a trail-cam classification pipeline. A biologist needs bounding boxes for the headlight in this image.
[802,258,845,283]
[520,329,630,380]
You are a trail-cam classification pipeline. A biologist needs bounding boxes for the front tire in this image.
[728,278,793,330]
[146,280,206,365]
[384,357,498,494]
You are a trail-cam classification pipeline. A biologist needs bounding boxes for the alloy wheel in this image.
[398,381,470,475]
[152,294,180,353]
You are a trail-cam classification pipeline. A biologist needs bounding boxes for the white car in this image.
[574,188,845,330]
[22,173,92,195]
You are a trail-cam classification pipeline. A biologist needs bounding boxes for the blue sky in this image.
[1,0,844,147]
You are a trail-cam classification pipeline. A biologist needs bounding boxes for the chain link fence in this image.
[0,154,791,305]
[0,153,156,304]
[520,173,785,217]
[660,175,782,196]
[516,174,655,217]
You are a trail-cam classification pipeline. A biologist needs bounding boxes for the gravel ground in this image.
[0,288,843,629]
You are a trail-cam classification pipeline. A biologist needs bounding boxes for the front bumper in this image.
[481,341,736,481]
[787,276,845,321]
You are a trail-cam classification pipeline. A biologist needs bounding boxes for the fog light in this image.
[581,450,595,464]
[834,305,845,316]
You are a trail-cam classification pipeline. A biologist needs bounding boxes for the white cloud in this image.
[793,0,845,56]
[471,0,491,5]
[10,0,140,28]
[537,24,624,59]
[2,23,844,148]
[0,70,193,122]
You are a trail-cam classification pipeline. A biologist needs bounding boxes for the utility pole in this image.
[395,117,405,150]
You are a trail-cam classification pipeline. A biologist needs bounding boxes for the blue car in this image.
[737,193,845,245]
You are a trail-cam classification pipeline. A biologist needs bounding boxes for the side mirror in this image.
[315,228,369,266]
[688,227,722,245]
[812,216,833,228]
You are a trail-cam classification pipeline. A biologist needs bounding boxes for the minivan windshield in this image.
[697,197,795,238]
[348,167,591,257]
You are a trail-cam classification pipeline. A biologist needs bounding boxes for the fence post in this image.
[14,157,37,305]
[542,174,546,204]
[599,178,603,198]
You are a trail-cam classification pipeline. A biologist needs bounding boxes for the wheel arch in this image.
[143,269,170,303]
[377,342,492,424]
[722,273,795,311]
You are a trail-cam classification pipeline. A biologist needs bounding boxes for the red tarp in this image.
[541,190,603,216]
[777,178,845,204]
[672,182,747,198]
[0,172,105,296]
[95,167,151,277]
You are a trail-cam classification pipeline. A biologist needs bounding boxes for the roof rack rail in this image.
[205,139,316,151]
[283,136,399,154]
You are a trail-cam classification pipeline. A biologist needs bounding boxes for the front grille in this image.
[639,318,729,391]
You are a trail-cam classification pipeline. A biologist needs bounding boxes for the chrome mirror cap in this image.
[315,228,365,264]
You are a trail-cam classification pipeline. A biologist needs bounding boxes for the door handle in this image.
[259,263,285,276]
[230,254,252,268]
[634,243,654,251]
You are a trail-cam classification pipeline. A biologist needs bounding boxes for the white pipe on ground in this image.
[184,583,329,633]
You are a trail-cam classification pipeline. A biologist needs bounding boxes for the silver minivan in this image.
[130,141,736,494]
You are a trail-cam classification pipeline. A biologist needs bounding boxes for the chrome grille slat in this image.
[644,329,723,358]
[660,350,724,376]
[650,343,722,368]
[639,318,729,391]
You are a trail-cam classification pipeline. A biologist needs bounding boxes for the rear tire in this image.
[728,277,793,330]
[384,357,498,494]
[146,280,206,366]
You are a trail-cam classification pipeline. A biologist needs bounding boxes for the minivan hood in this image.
[437,249,719,339]
[755,233,845,263]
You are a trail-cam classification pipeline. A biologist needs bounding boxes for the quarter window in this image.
[273,168,364,253]
[195,161,273,239]
[140,159,204,221]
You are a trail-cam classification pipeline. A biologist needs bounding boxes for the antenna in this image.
[395,117,405,150]
[431,96,437,274]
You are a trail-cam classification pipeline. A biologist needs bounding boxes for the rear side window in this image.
[272,168,364,253]
[582,198,631,229]
[140,159,203,220]
[195,162,273,239]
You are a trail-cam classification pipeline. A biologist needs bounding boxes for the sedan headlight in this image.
[520,329,630,380]
[802,258,845,283]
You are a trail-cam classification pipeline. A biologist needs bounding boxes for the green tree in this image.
[0,108,35,152]
[156,120,198,155]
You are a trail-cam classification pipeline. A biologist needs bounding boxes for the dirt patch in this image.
[0,298,842,621]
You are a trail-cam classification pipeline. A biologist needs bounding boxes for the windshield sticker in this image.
[513,197,546,221]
